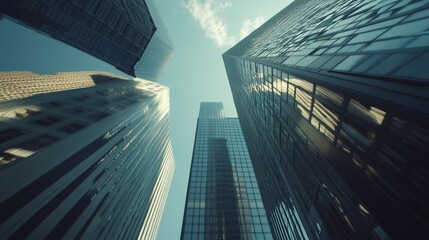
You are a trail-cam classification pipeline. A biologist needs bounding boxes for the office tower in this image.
[0,0,174,80]
[0,72,174,240]
[223,0,429,239]
[181,103,273,240]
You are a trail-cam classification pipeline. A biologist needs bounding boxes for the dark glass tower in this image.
[181,102,273,240]
[0,72,174,239]
[0,0,174,80]
[223,0,429,239]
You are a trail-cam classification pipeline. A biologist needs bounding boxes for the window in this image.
[86,112,110,121]
[352,54,387,72]
[70,94,90,102]
[0,107,40,119]
[0,134,59,166]
[314,99,339,126]
[0,128,27,143]
[348,29,386,44]
[379,19,429,39]
[64,107,89,115]
[334,55,366,71]
[43,101,64,108]
[364,38,411,51]
[367,53,414,75]
[315,86,343,108]
[60,123,87,133]
[32,116,60,126]
[348,99,385,127]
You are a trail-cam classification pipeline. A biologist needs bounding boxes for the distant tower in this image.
[0,0,174,80]
[181,102,273,239]
[224,0,429,239]
[0,72,174,239]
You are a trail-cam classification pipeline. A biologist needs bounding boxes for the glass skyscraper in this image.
[0,72,174,239]
[0,0,174,80]
[223,0,429,239]
[181,102,272,240]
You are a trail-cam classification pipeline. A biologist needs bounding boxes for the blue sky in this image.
[154,1,291,239]
[0,0,291,239]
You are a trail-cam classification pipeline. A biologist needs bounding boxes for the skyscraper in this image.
[223,0,429,239]
[181,102,273,240]
[0,0,174,80]
[0,72,174,239]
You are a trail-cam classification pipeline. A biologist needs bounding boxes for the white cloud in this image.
[240,16,265,39]
[183,0,235,48]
